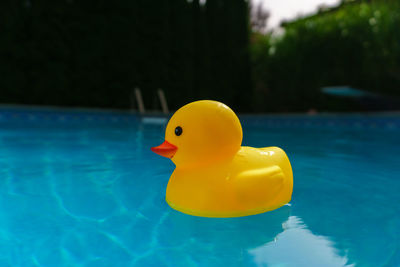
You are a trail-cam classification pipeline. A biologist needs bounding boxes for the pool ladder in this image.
[131,88,169,124]
[130,88,169,115]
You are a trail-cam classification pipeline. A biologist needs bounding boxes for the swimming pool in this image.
[0,107,399,266]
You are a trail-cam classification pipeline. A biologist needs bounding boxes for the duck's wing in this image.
[234,165,284,202]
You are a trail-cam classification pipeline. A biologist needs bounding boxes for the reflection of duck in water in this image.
[152,100,293,217]
[249,216,352,266]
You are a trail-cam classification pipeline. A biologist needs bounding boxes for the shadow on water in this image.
[155,205,291,266]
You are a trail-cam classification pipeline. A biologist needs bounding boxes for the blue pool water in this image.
[0,107,399,267]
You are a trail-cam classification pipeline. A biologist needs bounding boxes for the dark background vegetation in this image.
[0,0,399,112]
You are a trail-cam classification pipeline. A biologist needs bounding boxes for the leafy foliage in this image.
[251,0,400,112]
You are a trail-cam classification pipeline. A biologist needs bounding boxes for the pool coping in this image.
[1,104,399,117]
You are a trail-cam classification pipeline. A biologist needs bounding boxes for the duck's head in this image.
[151,100,243,168]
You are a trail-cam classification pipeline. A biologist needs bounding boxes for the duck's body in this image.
[151,100,293,217]
[166,146,293,217]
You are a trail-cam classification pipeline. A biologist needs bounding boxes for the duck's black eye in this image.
[175,126,182,136]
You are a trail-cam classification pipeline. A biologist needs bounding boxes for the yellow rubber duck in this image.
[151,100,293,217]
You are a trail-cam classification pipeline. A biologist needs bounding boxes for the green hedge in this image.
[251,0,400,112]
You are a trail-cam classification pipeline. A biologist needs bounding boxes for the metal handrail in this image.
[131,88,145,114]
[157,89,169,114]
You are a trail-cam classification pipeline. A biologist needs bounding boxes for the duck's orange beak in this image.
[151,140,177,158]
